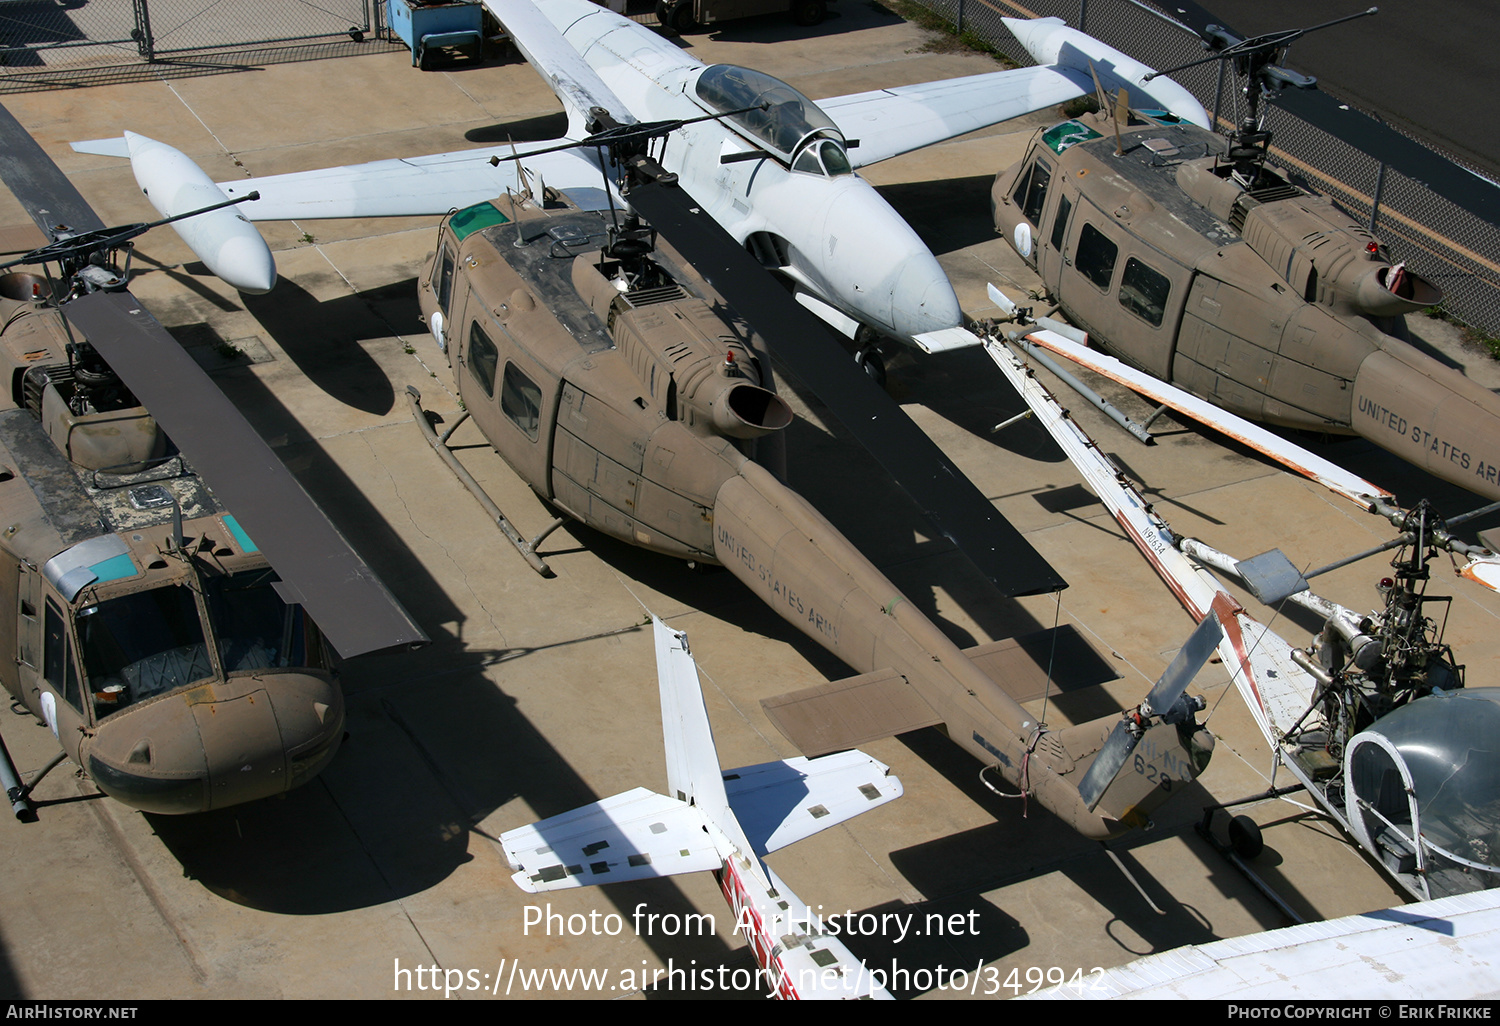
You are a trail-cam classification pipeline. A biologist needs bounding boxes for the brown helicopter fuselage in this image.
[0,273,341,814]
[418,195,1213,839]
[992,115,1500,499]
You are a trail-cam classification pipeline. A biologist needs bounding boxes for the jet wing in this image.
[70,138,612,220]
[500,787,726,892]
[481,0,636,136]
[725,751,903,857]
[822,65,1095,168]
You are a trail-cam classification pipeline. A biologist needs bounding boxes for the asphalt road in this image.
[1181,0,1500,178]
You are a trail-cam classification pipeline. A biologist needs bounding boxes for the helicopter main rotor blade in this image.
[625,179,1066,598]
[1163,1,1500,229]
[0,103,105,237]
[62,290,426,657]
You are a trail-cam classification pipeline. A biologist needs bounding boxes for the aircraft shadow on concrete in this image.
[464,111,569,145]
[234,275,415,416]
[874,176,1006,255]
[136,362,737,972]
[891,345,1070,465]
[888,727,1304,954]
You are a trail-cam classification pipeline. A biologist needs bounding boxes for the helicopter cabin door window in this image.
[17,571,39,669]
[467,322,499,398]
[1118,258,1171,328]
[1012,158,1052,228]
[436,243,457,314]
[43,598,83,715]
[1075,223,1118,292]
[1049,194,1072,254]
[501,364,542,441]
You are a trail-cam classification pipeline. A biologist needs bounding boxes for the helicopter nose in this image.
[1351,343,1500,501]
[83,671,343,813]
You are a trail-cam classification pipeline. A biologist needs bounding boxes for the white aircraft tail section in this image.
[654,617,752,853]
[501,615,901,883]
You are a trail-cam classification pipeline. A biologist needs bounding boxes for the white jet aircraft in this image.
[500,615,904,999]
[82,2,1206,364]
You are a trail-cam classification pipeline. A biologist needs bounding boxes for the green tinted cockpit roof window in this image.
[450,202,511,241]
[1042,120,1103,155]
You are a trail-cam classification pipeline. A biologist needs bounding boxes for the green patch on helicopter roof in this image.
[223,514,258,554]
[1043,120,1103,154]
[450,201,511,241]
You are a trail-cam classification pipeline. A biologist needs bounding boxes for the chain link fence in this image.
[0,1,397,85]
[925,0,1500,338]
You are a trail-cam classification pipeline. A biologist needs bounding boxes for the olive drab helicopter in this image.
[397,57,1223,849]
[985,325,1500,903]
[0,104,426,820]
[991,7,1500,503]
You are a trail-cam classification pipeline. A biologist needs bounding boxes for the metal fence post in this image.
[956,0,964,37]
[1369,161,1387,233]
[1078,0,1088,32]
[133,0,155,62]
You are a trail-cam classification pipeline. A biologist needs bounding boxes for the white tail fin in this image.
[653,616,755,854]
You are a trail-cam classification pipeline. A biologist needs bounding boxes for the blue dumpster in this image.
[388,0,484,69]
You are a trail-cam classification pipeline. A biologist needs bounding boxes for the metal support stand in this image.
[1009,334,1155,444]
[1196,785,1311,925]
[407,386,557,577]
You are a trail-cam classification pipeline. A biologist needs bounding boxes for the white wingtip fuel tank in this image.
[124,132,277,295]
[1001,17,1211,129]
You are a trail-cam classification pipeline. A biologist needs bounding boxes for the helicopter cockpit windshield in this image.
[1346,687,1500,899]
[693,65,851,174]
[77,568,306,719]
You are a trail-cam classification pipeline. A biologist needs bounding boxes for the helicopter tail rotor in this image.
[1077,612,1222,812]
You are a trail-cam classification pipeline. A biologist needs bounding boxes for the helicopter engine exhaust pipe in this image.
[123,132,278,295]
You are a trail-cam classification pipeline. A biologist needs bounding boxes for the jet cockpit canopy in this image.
[691,65,850,174]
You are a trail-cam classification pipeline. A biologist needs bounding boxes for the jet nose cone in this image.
[891,251,962,341]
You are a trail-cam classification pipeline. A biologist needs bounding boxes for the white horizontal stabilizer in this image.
[71,137,130,158]
[727,751,902,856]
[500,787,724,892]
